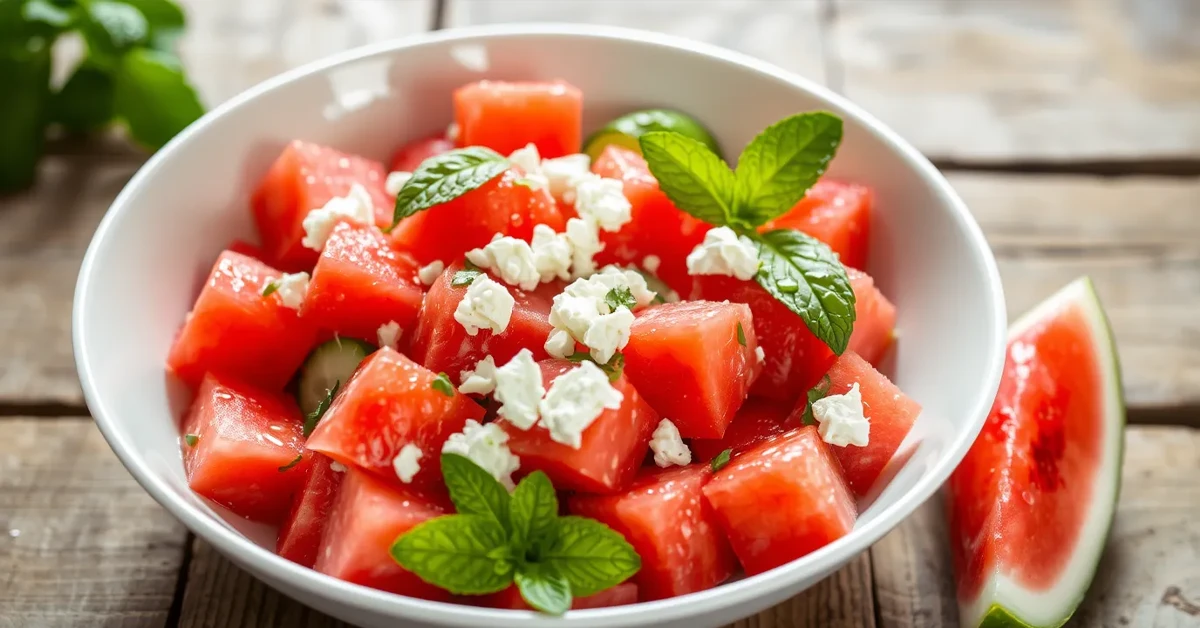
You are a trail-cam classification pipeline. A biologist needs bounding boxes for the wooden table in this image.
[3,1,1199,626]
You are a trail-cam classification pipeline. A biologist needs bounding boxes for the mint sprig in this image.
[391,147,508,227]
[754,230,855,355]
[604,286,636,312]
[637,132,737,226]
[391,454,640,614]
[734,112,843,226]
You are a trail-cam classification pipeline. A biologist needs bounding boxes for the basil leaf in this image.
[515,562,572,616]
[82,1,149,60]
[710,449,732,472]
[117,0,185,52]
[800,374,832,426]
[638,132,736,227]
[431,372,455,397]
[52,61,115,133]
[392,147,508,225]
[510,471,558,554]
[440,453,511,532]
[540,516,640,597]
[302,381,338,437]
[752,229,855,355]
[604,286,635,312]
[389,514,514,595]
[113,48,204,149]
[734,112,843,226]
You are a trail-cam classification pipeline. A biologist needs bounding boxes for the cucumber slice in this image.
[297,337,374,416]
[584,109,721,161]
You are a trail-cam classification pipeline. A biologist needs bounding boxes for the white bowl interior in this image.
[75,25,1005,628]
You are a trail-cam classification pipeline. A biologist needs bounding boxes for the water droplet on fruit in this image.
[1021,490,1035,505]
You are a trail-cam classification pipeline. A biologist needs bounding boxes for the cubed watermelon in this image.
[690,398,797,463]
[313,468,450,600]
[181,373,310,524]
[390,134,455,172]
[276,453,344,567]
[227,239,265,262]
[463,582,639,610]
[762,180,872,271]
[305,347,484,489]
[302,220,424,344]
[453,80,583,158]
[499,360,659,494]
[623,301,760,439]
[570,465,737,600]
[846,268,896,365]
[702,426,857,575]
[167,250,318,390]
[250,140,393,270]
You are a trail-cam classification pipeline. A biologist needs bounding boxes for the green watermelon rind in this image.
[960,276,1125,628]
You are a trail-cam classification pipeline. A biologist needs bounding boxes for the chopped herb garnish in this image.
[278,454,304,472]
[800,374,832,425]
[710,449,732,472]
[604,286,636,311]
[736,321,746,346]
[452,261,484,287]
[261,281,280,297]
[303,381,340,437]
[566,351,624,382]
[184,433,199,447]
[432,372,456,397]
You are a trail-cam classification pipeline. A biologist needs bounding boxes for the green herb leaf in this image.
[302,381,339,437]
[392,147,508,226]
[278,453,303,472]
[800,374,832,426]
[604,286,636,311]
[638,132,737,227]
[390,514,514,595]
[431,372,455,397]
[540,516,640,597]
[734,112,843,226]
[451,261,484,287]
[565,352,624,382]
[515,562,572,616]
[51,61,115,133]
[440,453,511,532]
[0,33,52,192]
[23,0,76,30]
[261,280,279,297]
[736,321,746,347]
[184,433,198,447]
[82,1,149,60]
[510,471,559,554]
[117,0,186,52]
[710,449,732,472]
[113,48,204,149]
[752,229,855,355]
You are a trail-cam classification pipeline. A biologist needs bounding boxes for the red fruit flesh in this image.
[276,453,344,567]
[453,80,583,158]
[690,398,797,462]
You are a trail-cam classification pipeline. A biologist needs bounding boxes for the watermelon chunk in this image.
[302,220,424,344]
[167,250,318,390]
[570,465,737,600]
[305,347,484,489]
[453,80,583,158]
[623,301,760,438]
[227,239,265,262]
[313,468,450,600]
[948,277,1123,628]
[762,180,872,271]
[390,135,455,172]
[590,145,710,293]
[690,398,797,463]
[181,373,310,524]
[250,140,392,270]
[463,582,639,610]
[276,453,344,567]
[846,268,896,365]
[702,426,857,575]
[499,360,659,494]
[410,261,562,379]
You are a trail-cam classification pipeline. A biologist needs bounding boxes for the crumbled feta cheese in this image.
[385,171,413,197]
[547,267,657,363]
[466,235,540,291]
[301,183,375,251]
[508,143,542,174]
[453,274,515,336]
[755,345,766,363]
[541,154,591,201]
[459,356,498,395]
[442,419,520,489]
[642,255,661,274]
[329,461,347,473]
[812,382,870,447]
[493,349,545,430]
[377,321,402,350]
[538,361,623,449]
[686,226,760,280]
[392,444,423,483]
[650,419,692,468]
[544,329,575,359]
[446,122,460,142]
[572,173,631,232]
[531,224,573,282]
[271,272,310,310]
[564,217,603,279]
[581,308,635,364]
[417,260,445,286]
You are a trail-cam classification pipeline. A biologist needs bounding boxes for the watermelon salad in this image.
[167,79,923,614]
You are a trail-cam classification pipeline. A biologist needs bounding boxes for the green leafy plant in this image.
[0,0,204,192]
[391,453,641,614]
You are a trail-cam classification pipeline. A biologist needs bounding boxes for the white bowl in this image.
[74,23,1006,628]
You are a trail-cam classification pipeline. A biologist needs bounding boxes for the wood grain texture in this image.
[729,554,876,628]
[869,425,1200,628]
[830,0,1200,163]
[0,418,188,627]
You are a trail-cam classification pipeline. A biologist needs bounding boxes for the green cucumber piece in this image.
[584,108,721,161]
[297,337,374,416]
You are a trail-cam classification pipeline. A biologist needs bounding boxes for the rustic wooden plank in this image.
[0,418,188,626]
[730,554,876,627]
[870,425,1200,628]
[445,0,830,85]
[830,0,1200,163]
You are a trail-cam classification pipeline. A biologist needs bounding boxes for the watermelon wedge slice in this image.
[948,276,1124,628]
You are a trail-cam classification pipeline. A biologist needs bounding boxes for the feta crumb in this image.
[446,122,460,142]
[417,260,445,286]
[544,329,575,359]
[466,236,540,291]
[301,183,375,251]
[494,349,545,430]
[531,224,573,282]
[271,272,310,310]
[508,143,542,175]
[454,274,515,336]
[642,255,661,274]
[442,419,520,489]
[650,419,692,468]
[565,217,603,278]
[329,461,347,473]
[755,345,766,363]
[547,267,657,363]
[541,154,591,200]
[812,382,870,447]
[572,173,631,232]
[377,321,402,350]
[459,356,498,395]
[392,444,423,483]
[538,361,624,449]
[581,308,635,364]
[686,226,760,280]
[385,171,413,197]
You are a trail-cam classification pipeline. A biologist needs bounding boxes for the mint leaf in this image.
[734,112,842,226]
[510,471,558,553]
[113,48,204,149]
[515,563,572,616]
[302,381,339,437]
[52,62,115,132]
[82,1,149,60]
[800,374,832,425]
[184,433,198,447]
[451,263,483,287]
[431,372,455,397]
[604,286,635,311]
[392,147,508,225]
[736,321,746,347]
[638,132,736,227]
[752,229,855,355]
[440,453,511,532]
[390,514,513,595]
[710,448,732,472]
[277,454,303,472]
[565,351,624,382]
[540,516,640,597]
